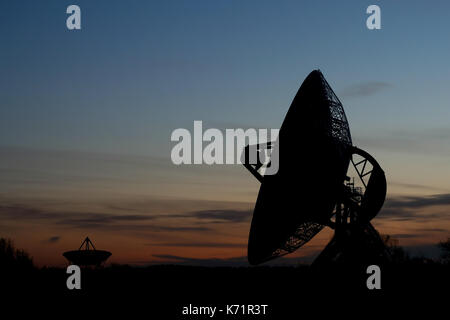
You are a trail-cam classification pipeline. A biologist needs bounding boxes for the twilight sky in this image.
[1,0,449,266]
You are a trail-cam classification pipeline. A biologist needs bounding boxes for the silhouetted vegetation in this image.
[438,237,450,264]
[0,237,34,271]
[381,234,409,263]
[0,235,448,316]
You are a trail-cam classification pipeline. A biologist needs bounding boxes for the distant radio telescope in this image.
[63,237,111,266]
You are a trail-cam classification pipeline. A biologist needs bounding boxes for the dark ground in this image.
[2,261,448,318]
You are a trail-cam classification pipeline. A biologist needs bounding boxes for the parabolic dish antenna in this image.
[63,237,111,266]
[243,70,388,265]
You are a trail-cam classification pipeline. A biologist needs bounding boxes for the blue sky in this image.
[2,1,450,156]
[0,1,449,265]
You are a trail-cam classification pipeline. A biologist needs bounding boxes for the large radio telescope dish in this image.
[243,70,387,265]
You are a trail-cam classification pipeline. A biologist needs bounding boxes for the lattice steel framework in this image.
[273,222,324,257]
[318,72,352,146]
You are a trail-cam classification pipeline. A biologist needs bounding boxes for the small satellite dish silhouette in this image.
[243,70,388,265]
[63,237,111,266]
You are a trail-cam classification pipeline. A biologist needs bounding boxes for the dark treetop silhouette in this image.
[243,70,388,265]
[63,237,111,266]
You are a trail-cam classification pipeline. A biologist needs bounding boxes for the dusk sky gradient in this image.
[1,1,449,266]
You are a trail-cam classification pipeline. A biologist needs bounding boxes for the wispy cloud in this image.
[150,253,318,267]
[47,236,61,243]
[388,233,417,239]
[152,254,249,267]
[0,203,211,233]
[380,193,450,221]
[173,209,252,223]
[339,81,392,99]
[390,181,448,193]
[148,242,246,248]
[0,201,252,235]
[386,193,450,209]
